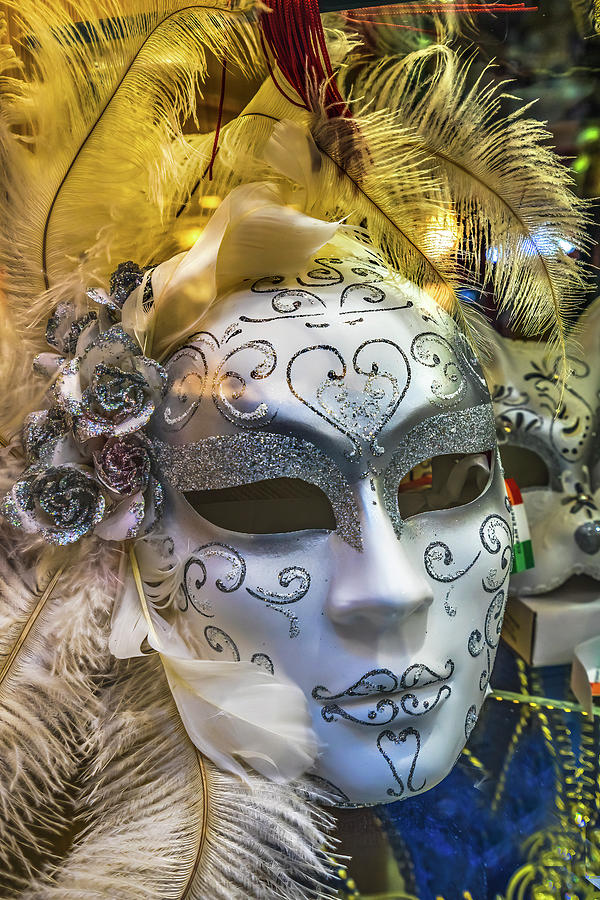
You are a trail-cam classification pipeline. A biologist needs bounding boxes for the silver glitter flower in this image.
[0,464,105,545]
[33,303,102,378]
[46,304,99,356]
[54,325,167,441]
[109,261,147,308]
[22,408,70,463]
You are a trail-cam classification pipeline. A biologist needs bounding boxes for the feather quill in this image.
[175,39,591,369]
[173,87,496,350]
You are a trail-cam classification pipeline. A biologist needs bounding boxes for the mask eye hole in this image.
[498,445,549,488]
[183,478,336,535]
[398,452,492,520]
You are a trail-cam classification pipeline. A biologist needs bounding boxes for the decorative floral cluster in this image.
[0,263,167,545]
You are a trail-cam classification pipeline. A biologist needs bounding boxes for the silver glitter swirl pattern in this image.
[182,542,246,614]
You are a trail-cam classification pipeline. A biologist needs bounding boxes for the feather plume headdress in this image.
[0,0,592,893]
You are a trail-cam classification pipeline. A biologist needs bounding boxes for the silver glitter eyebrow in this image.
[153,432,363,550]
[383,404,497,538]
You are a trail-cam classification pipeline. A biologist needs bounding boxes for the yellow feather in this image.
[1,0,259,359]
[571,0,600,34]
[340,44,592,380]
[195,84,479,345]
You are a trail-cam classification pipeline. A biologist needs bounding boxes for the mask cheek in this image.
[163,500,333,673]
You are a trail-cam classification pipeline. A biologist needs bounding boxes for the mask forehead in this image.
[152,252,492,480]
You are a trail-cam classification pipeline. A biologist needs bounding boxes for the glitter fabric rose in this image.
[22,408,71,463]
[55,325,167,441]
[0,259,166,545]
[0,464,105,545]
[93,434,162,541]
[96,434,152,495]
[109,260,147,308]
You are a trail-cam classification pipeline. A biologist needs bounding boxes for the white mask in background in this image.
[487,299,600,596]
[149,247,511,806]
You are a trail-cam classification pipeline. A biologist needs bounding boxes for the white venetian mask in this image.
[149,247,511,806]
[488,300,600,596]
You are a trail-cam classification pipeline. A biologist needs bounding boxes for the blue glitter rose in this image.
[0,464,106,545]
[55,325,167,441]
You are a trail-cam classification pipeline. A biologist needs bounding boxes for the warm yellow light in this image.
[200,195,221,210]
[426,212,459,258]
[177,227,204,249]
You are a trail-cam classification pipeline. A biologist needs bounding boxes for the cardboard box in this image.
[502,580,600,667]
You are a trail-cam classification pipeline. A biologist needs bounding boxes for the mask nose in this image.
[326,480,433,634]
[575,520,600,555]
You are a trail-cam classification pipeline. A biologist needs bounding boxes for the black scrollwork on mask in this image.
[484,589,506,649]
[312,668,399,701]
[465,704,478,741]
[297,259,345,287]
[162,333,220,430]
[271,290,327,316]
[377,727,426,797]
[204,625,240,661]
[320,684,452,727]
[492,354,596,479]
[250,652,275,674]
[480,514,513,592]
[401,659,455,688]
[321,697,400,726]
[182,542,246,614]
[424,541,481,583]
[411,332,469,408]
[314,660,453,725]
[287,340,410,461]
[524,357,594,463]
[468,629,485,658]
[312,660,453,703]
[399,685,451,716]
[246,565,311,638]
[468,589,506,691]
[339,283,386,310]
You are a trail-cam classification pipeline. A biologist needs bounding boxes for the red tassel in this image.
[259,0,351,118]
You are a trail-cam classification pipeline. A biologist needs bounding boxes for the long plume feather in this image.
[340,44,592,369]
[1,0,259,359]
[0,450,119,891]
[19,653,337,899]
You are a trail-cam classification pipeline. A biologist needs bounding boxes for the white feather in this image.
[147,181,338,358]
